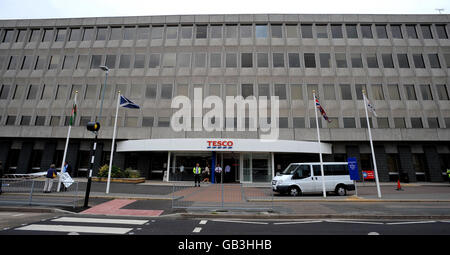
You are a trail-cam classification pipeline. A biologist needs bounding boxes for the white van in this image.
[272,162,355,196]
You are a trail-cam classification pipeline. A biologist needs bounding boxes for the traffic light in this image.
[86,121,100,132]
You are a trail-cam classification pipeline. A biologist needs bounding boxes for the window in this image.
[21,56,33,70]
[70,85,82,99]
[14,30,25,42]
[225,25,237,38]
[130,84,143,98]
[149,54,160,68]
[310,117,322,128]
[436,85,449,100]
[274,84,287,100]
[90,55,102,69]
[258,84,270,98]
[2,29,14,43]
[288,53,300,68]
[13,84,25,99]
[272,53,284,68]
[29,29,40,42]
[6,116,16,126]
[84,84,97,99]
[35,116,46,126]
[375,25,388,39]
[79,116,91,126]
[239,24,252,38]
[388,84,401,100]
[286,24,298,38]
[377,118,389,128]
[435,24,448,39]
[161,84,172,99]
[158,117,170,127]
[304,53,316,68]
[271,25,282,38]
[346,24,358,38]
[145,84,157,99]
[241,84,253,98]
[257,53,268,68]
[382,54,394,68]
[55,28,66,42]
[136,26,150,40]
[226,84,237,97]
[340,84,352,100]
[406,25,418,39]
[123,27,135,40]
[351,53,363,68]
[210,53,221,68]
[316,24,328,38]
[404,85,417,100]
[301,24,313,38]
[360,117,373,128]
[355,84,366,100]
[105,55,116,69]
[50,116,60,126]
[222,53,236,68]
[420,84,433,100]
[76,55,89,69]
[110,27,122,40]
[394,118,406,128]
[27,85,39,100]
[178,53,191,68]
[343,118,356,128]
[0,85,10,100]
[56,85,68,100]
[335,53,347,68]
[41,85,54,99]
[119,55,131,68]
[196,25,207,39]
[7,56,19,70]
[181,25,193,39]
[319,53,331,68]
[411,117,423,128]
[366,53,378,68]
[323,84,336,100]
[142,117,154,127]
[42,29,54,42]
[391,25,403,39]
[125,117,138,127]
[209,84,220,96]
[166,26,177,40]
[428,118,440,128]
[291,84,303,100]
[20,116,31,126]
[327,118,339,128]
[413,54,425,68]
[241,53,253,68]
[83,27,95,41]
[293,117,305,128]
[96,27,107,40]
[151,26,163,39]
[372,84,385,100]
[420,24,433,39]
[194,53,206,68]
[331,24,343,38]
[210,25,222,39]
[62,56,75,69]
[307,84,318,100]
[361,25,373,38]
[397,54,410,68]
[445,118,450,128]
[428,54,441,68]
[48,55,60,70]
[162,53,176,68]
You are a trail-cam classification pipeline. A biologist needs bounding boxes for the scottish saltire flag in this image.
[364,94,378,117]
[315,96,332,123]
[120,95,140,109]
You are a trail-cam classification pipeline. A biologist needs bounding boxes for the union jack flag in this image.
[315,96,332,123]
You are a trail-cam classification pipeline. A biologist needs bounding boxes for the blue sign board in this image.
[347,157,360,181]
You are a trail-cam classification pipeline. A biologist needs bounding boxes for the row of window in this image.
[1,114,450,129]
[2,52,450,71]
[1,23,448,43]
[1,83,448,102]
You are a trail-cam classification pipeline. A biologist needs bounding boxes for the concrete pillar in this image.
[374,145,389,182]
[397,145,416,183]
[40,142,57,171]
[423,145,443,182]
[0,141,11,176]
[17,142,33,174]
[66,142,80,176]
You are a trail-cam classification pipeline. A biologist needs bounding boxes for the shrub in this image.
[97,164,123,178]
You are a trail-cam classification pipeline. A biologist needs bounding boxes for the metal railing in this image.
[171,183,273,210]
[0,178,80,208]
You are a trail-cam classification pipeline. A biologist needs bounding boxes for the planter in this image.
[92,177,146,184]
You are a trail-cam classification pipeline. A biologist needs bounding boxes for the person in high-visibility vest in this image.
[447,168,450,184]
[193,163,202,187]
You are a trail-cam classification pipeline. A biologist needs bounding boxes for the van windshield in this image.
[282,165,299,175]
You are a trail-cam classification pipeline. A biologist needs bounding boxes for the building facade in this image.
[0,14,449,183]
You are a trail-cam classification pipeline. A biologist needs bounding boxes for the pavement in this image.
[1,178,450,220]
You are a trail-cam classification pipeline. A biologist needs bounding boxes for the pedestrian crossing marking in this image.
[15,224,133,234]
[52,217,148,225]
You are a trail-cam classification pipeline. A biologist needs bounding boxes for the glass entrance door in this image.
[240,153,271,183]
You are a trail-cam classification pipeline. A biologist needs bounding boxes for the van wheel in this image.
[335,185,347,196]
[288,186,301,197]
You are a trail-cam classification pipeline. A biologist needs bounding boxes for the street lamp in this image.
[83,65,109,208]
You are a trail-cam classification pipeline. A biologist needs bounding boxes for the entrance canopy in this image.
[116,138,332,154]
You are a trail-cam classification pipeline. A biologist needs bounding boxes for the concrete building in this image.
[0,14,449,183]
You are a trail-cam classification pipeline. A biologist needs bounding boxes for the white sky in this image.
[0,0,449,19]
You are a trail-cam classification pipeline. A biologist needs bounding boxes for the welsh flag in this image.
[69,103,77,126]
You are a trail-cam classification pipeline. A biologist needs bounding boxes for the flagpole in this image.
[363,90,382,199]
[313,90,326,198]
[106,91,121,194]
[57,91,77,192]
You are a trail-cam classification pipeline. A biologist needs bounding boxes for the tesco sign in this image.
[207,140,234,149]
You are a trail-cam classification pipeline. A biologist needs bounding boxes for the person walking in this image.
[193,163,202,187]
[215,163,223,184]
[43,164,58,193]
[202,164,210,182]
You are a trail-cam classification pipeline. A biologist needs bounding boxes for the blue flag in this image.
[120,95,140,109]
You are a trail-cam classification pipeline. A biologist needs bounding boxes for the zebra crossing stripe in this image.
[15,224,133,234]
[51,217,148,225]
